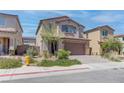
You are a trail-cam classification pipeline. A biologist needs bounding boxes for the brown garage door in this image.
[64,42,85,55]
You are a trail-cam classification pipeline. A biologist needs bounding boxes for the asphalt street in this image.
[2,67,124,83]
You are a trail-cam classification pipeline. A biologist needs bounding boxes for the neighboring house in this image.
[36,16,90,55]
[114,34,124,55]
[23,37,36,46]
[0,13,23,55]
[84,25,115,55]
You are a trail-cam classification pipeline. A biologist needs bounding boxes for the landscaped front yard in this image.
[0,58,22,69]
[0,49,82,69]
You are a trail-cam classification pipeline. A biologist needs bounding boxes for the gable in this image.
[36,16,85,35]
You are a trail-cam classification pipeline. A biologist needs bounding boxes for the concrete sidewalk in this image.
[1,62,124,82]
[0,64,90,82]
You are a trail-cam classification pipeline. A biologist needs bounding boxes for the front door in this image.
[48,41,58,54]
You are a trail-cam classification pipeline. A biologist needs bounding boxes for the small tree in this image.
[40,22,62,55]
[101,37,123,55]
[101,37,123,61]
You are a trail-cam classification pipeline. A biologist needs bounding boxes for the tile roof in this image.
[0,13,23,32]
[36,16,85,35]
[84,25,115,33]
[114,34,124,37]
[0,27,17,33]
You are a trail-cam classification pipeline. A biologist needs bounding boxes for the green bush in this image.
[57,49,71,59]
[0,58,22,69]
[37,59,81,67]
[26,47,38,57]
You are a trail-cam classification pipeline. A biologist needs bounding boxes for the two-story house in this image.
[0,13,23,55]
[84,25,115,55]
[36,16,90,55]
[114,34,124,55]
[23,37,36,46]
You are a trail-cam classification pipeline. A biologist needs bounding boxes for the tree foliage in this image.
[40,22,62,55]
[40,22,61,43]
[101,37,123,54]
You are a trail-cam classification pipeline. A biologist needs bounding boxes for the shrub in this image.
[57,49,71,59]
[101,37,123,55]
[30,58,38,64]
[102,53,111,59]
[42,50,50,59]
[0,58,22,69]
[55,59,81,66]
[37,60,55,67]
[26,47,38,57]
[37,59,81,67]
[102,52,121,62]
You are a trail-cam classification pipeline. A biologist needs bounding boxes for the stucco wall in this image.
[36,19,85,54]
[86,30,101,55]
[0,14,23,50]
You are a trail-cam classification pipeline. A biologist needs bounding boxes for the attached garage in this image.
[64,42,85,55]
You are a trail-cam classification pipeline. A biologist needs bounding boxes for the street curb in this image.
[0,67,89,77]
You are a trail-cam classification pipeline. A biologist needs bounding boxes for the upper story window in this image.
[62,25,76,33]
[86,34,88,38]
[0,16,5,26]
[101,30,108,36]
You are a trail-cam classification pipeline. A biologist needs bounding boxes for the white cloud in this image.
[21,10,89,18]
[91,13,123,23]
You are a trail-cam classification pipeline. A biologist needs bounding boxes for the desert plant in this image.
[101,37,123,62]
[102,52,121,62]
[0,58,22,69]
[40,22,62,55]
[57,49,71,59]
[42,50,50,59]
[26,47,38,57]
[101,37,123,55]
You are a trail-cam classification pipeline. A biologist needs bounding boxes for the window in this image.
[0,16,5,26]
[62,25,68,32]
[122,37,124,41]
[101,30,108,36]
[62,25,76,33]
[86,34,88,38]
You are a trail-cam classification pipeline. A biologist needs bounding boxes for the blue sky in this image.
[0,10,124,37]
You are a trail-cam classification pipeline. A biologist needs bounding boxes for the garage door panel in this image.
[64,42,85,55]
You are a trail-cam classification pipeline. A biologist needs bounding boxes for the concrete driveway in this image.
[69,55,111,64]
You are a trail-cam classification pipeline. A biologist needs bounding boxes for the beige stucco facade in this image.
[84,26,114,55]
[85,30,101,55]
[36,16,90,55]
[0,13,23,54]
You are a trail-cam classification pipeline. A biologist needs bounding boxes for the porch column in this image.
[85,43,90,55]
[0,38,4,54]
[9,37,15,50]
[58,40,64,49]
